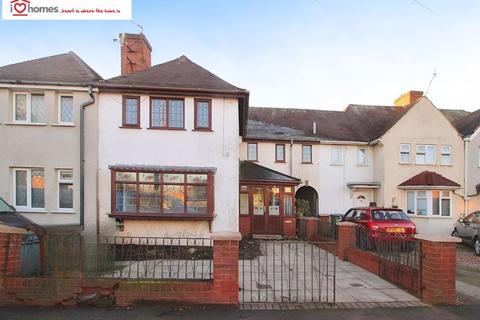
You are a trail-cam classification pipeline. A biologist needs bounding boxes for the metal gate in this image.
[239,240,336,303]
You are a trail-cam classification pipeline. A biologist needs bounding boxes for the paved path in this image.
[456,244,480,300]
[239,241,420,304]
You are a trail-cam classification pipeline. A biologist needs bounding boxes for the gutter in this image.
[0,79,94,87]
[80,85,96,229]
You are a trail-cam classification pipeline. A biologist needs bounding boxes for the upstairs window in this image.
[400,144,411,164]
[275,144,285,162]
[150,98,185,129]
[247,143,258,161]
[302,145,312,163]
[441,145,452,165]
[331,147,341,165]
[416,145,435,165]
[59,96,74,124]
[357,148,367,165]
[194,99,212,130]
[14,93,45,123]
[122,96,140,127]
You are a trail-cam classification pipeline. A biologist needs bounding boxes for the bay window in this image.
[405,190,452,217]
[111,169,214,219]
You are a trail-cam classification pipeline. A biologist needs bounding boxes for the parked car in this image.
[342,207,416,236]
[452,211,480,256]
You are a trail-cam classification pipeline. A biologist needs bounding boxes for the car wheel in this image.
[475,238,480,257]
[452,229,459,238]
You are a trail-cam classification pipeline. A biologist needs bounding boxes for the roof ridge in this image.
[250,106,344,113]
[67,51,103,81]
[0,52,70,69]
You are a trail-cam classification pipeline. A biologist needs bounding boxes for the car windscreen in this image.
[0,198,13,213]
[371,210,409,221]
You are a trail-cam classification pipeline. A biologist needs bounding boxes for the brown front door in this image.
[251,186,282,234]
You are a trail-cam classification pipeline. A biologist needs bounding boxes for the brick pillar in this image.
[210,232,241,306]
[416,235,461,305]
[0,227,26,278]
[336,222,357,261]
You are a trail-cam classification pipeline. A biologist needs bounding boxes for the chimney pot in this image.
[394,90,423,107]
[120,33,152,75]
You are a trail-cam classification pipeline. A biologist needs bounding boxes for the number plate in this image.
[386,227,405,233]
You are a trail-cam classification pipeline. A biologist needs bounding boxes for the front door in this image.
[353,191,370,207]
[251,186,282,234]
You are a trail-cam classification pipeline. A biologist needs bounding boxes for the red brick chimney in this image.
[394,90,424,107]
[119,33,152,75]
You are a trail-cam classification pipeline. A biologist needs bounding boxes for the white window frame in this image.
[440,145,452,166]
[405,190,452,217]
[400,143,411,164]
[13,92,45,124]
[357,148,367,166]
[247,143,257,161]
[416,144,436,165]
[330,147,342,165]
[57,169,74,211]
[12,168,45,210]
[58,95,74,125]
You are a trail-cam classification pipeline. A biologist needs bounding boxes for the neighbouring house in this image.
[92,33,249,237]
[241,92,472,235]
[0,52,101,229]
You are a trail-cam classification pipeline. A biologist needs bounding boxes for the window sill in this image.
[330,163,343,166]
[356,164,368,167]
[148,127,186,131]
[109,213,214,221]
[119,125,142,129]
[193,128,213,132]
[301,162,313,164]
[275,161,286,163]
[409,215,452,219]
[399,162,412,165]
[51,210,76,214]
[4,122,47,126]
[15,208,48,214]
[51,123,75,127]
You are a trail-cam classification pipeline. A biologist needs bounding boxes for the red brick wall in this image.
[336,222,356,261]
[0,233,23,277]
[283,217,296,237]
[239,216,251,237]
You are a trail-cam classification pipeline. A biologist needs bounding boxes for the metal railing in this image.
[355,227,420,270]
[4,233,213,280]
[316,220,338,241]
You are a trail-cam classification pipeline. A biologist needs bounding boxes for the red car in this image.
[342,207,416,236]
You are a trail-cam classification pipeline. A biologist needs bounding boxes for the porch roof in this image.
[347,182,381,189]
[239,161,301,185]
[108,164,217,174]
[398,171,461,189]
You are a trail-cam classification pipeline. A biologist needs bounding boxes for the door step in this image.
[252,234,283,240]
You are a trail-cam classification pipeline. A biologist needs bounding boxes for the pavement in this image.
[456,244,480,300]
[239,241,420,304]
[1,304,480,320]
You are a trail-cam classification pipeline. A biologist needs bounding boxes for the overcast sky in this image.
[0,0,479,111]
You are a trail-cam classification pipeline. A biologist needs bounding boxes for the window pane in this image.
[432,191,440,215]
[240,193,249,215]
[426,146,435,164]
[60,96,74,123]
[139,173,160,183]
[151,99,167,127]
[59,183,73,209]
[284,187,292,194]
[125,98,138,125]
[417,198,427,216]
[116,172,136,182]
[15,170,28,206]
[115,183,137,212]
[163,174,185,183]
[31,94,45,123]
[302,146,312,163]
[276,145,285,161]
[240,185,248,192]
[139,184,161,213]
[247,143,257,161]
[400,153,410,163]
[187,185,207,214]
[163,185,185,213]
[331,148,340,163]
[60,170,73,181]
[441,155,451,165]
[15,94,27,121]
[268,187,280,216]
[253,188,264,215]
[196,101,210,128]
[187,174,207,184]
[441,199,450,216]
[358,148,366,164]
[284,195,293,216]
[31,169,45,208]
[168,99,184,128]
[407,191,414,214]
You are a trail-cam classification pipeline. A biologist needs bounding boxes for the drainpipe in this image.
[80,85,95,229]
[289,139,294,176]
[464,137,469,217]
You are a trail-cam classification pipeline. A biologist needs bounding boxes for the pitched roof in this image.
[246,101,472,142]
[452,109,480,136]
[102,55,246,93]
[0,52,102,84]
[240,161,300,184]
[398,171,460,188]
